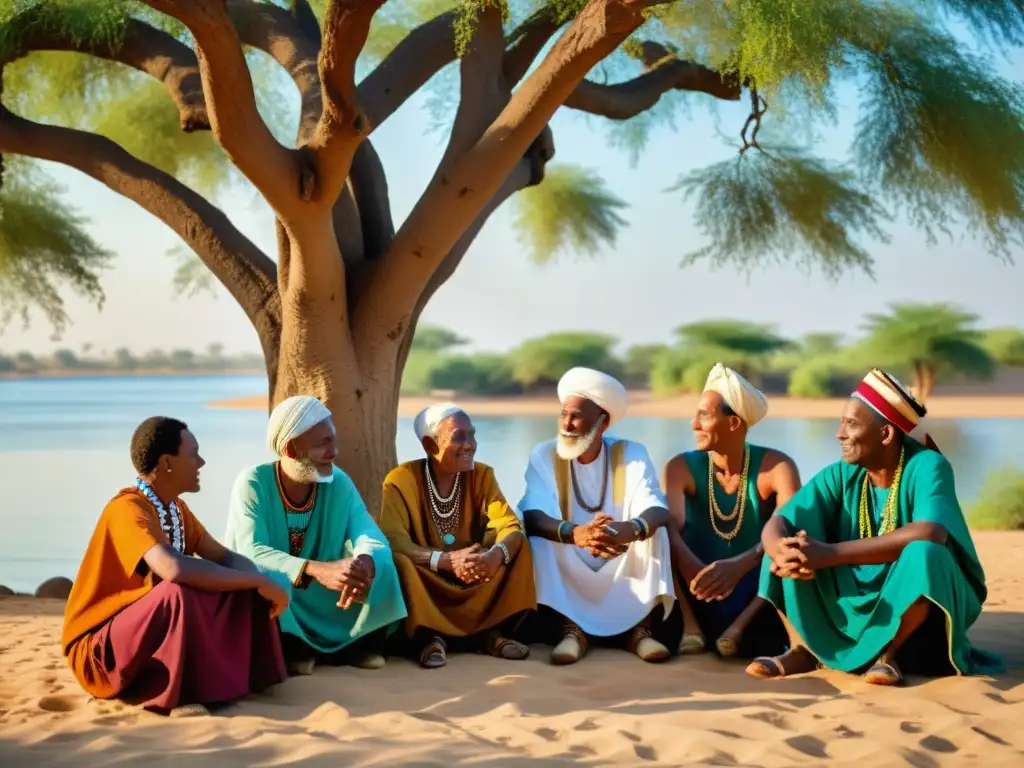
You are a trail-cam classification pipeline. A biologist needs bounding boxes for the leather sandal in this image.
[419,636,448,669]
[487,632,530,660]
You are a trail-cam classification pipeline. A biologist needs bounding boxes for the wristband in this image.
[495,542,511,566]
[429,551,442,572]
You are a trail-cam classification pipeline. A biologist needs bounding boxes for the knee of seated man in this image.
[899,538,951,568]
[150,580,207,605]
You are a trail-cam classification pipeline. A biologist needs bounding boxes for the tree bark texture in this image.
[0,0,741,511]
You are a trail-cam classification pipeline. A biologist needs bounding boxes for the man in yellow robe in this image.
[378,403,537,669]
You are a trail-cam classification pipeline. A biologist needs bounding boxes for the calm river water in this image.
[1,374,1020,592]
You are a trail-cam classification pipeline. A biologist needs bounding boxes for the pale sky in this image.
[3,47,1023,358]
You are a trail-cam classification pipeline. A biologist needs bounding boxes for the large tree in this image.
[860,302,996,402]
[1,1,1022,505]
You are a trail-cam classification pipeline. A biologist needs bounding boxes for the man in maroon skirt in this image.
[62,416,289,716]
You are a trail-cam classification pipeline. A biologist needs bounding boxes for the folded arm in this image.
[142,542,267,591]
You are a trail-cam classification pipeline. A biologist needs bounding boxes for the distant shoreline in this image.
[209,391,1024,419]
[0,368,264,381]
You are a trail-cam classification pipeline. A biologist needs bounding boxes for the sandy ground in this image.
[1,532,1022,767]
[211,391,1024,420]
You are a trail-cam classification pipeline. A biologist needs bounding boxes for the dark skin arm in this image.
[687,451,802,601]
[788,522,948,572]
[662,455,708,583]
[523,508,564,542]
[142,541,288,617]
[195,534,261,574]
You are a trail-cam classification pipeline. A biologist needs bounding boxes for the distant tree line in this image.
[0,344,264,375]
[403,303,1024,403]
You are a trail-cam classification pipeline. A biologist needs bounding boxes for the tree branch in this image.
[565,43,741,118]
[141,0,300,217]
[503,7,564,86]
[358,10,460,130]
[0,105,282,373]
[306,0,388,206]
[393,127,556,399]
[435,6,509,177]
[6,17,209,132]
[354,0,657,351]
[227,0,322,142]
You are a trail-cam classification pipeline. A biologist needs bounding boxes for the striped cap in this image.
[852,369,926,434]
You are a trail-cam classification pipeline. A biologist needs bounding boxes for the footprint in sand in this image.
[901,721,923,734]
[619,730,642,743]
[744,710,791,731]
[633,744,658,761]
[569,745,597,757]
[37,695,78,713]
[534,727,559,742]
[919,735,958,754]
[834,724,864,739]
[574,718,600,732]
[970,726,1010,746]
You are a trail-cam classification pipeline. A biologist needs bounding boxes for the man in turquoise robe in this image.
[224,396,407,675]
[749,369,1003,685]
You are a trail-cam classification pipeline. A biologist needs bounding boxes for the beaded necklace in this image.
[707,447,750,543]
[857,447,905,539]
[134,478,185,553]
[570,445,609,513]
[425,462,462,546]
[275,462,317,556]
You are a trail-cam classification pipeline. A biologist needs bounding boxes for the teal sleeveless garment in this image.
[681,444,772,563]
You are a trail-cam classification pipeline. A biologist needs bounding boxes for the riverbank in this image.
[3,530,1021,766]
[209,390,1024,419]
[0,368,263,381]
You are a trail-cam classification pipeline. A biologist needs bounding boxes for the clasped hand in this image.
[769,530,829,580]
[448,544,502,585]
[572,514,634,560]
[309,555,376,608]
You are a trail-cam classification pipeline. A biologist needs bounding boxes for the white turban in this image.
[703,363,769,427]
[557,367,628,426]
[267,395,332,456]
[413,402,464,442]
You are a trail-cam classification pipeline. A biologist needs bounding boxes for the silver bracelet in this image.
[429,550,442,572]
[495,541,511,566]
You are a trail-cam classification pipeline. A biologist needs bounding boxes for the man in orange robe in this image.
[62,417,288,716]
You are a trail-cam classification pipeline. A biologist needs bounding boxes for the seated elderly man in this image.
[224,396,407,675]
[663,364,799,660]
[750,369,1003,684]
[519,367,677,665]
[62,416,287,716]
[378,403,536,669]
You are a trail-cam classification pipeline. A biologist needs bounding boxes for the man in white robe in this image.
[518,367,677,665]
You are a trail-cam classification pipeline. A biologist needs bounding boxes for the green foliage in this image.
[670,148,891,277]
[429,352,518,393]
[788,359,848,398]
[510,331,621,389]
[851,12,1024,258]
[622,343,669,387]
[411,324,470,352]
[982,327,1024,367]
[0,160,112,332]
[512,164,629,264]
[171,247,217,299]
[859,302,997,387]
[967,465,1024,531]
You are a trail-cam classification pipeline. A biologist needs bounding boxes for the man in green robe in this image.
[224,395,407,675]
[749,369,1003,685]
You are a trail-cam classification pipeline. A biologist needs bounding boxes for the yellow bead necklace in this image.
[858,446,906,539]
[708,447,750,542]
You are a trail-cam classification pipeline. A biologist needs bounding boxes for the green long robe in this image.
[757,438,1003,675]
[224,463,407,653]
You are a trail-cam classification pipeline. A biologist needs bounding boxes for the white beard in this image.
[280,456,335,484]
[556,420,603,461]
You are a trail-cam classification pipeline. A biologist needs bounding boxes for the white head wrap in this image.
[267,395,332,456]
[557,367,628,426]
[413,402,465,442]
[703,363,769,427]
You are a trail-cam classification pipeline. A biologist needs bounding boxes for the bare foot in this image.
[864,657,904,686]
